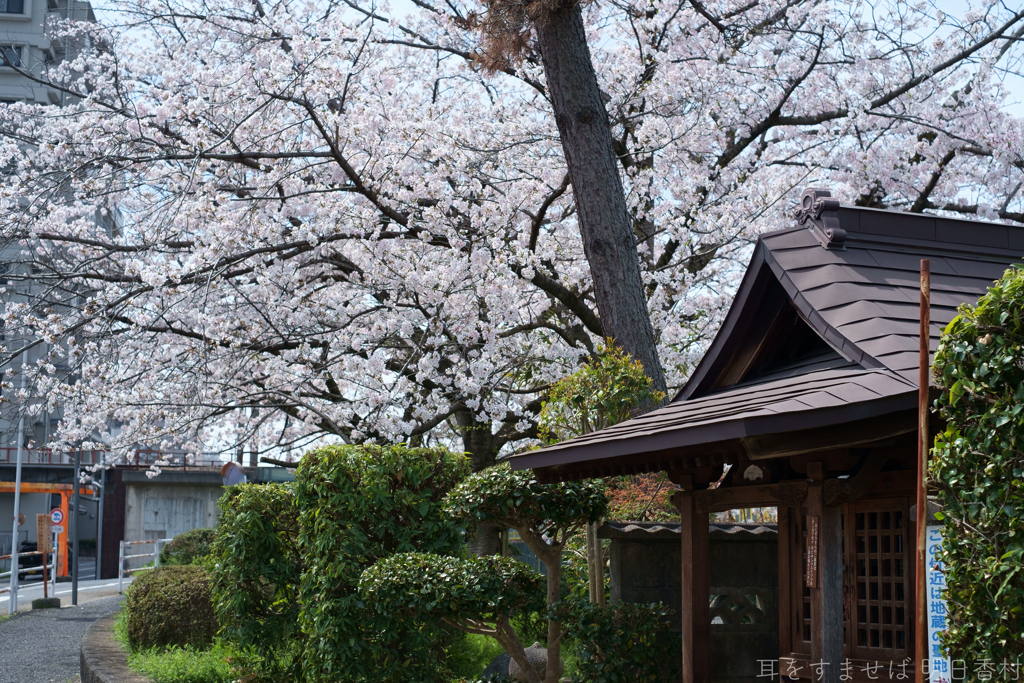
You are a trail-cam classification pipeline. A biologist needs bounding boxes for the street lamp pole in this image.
[71,448,80,605]
[7,344,29,615]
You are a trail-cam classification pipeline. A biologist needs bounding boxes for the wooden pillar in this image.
[808,473,844,683]
[676,488,710,683]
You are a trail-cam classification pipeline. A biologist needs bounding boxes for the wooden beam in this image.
[741,410,915,460]
[675,490,710,683]
[823,448,893,504]
[808,482,844,683]
[692,480,808,513]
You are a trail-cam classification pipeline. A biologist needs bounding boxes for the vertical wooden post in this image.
[676,486,710,683]
[915,259,931,683]
[778,506,793,657]
[808,466,843,683]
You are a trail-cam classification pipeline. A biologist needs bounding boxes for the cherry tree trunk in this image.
[457,408,504,556]
[534,3,668,396]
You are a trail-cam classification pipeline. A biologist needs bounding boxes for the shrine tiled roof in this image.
[510,193,1023,481]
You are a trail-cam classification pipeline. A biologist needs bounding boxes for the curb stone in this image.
[80,612,151,683]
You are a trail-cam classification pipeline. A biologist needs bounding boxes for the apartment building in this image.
[0,0,95,105]
[0,0,100,568]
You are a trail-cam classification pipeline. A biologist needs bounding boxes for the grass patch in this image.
[447,632,507,679]
[127,642,234,683]
[114,608,234,683]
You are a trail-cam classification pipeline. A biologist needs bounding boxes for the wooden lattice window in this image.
[781,497,913,663]
[847,498,910,661]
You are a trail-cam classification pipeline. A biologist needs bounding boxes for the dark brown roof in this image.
[510,195,1023,481]
[597,520,778,540]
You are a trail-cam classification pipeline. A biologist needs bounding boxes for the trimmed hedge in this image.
[160,526,217,566]
[125,565,217,650]
[294,444,470,683]
[445,462,607,539]
[932,265,1024,663]
[563,600,677,683]
[360,553,544,622]
[211,482,301,678]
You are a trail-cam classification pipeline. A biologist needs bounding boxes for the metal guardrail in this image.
[0,549,58,596]
[0,448,227,469]
[118,538,173,594]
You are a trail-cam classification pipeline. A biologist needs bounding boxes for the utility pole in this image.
[71,448,81,605]
[95,468,104,580]
[7,344,29,615]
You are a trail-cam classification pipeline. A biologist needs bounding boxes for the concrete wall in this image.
[600,521,779,683]
[121,470,224,570]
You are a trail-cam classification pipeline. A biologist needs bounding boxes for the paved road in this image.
[0,594,123,683]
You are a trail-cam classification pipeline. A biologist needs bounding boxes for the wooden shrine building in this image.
[509,189,1024,683]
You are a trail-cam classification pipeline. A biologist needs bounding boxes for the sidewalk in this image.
[1,576,133,614]
[0,594,123,683]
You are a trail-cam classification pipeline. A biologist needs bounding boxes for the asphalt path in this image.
[0,594,123,683]
[0,576,132,613]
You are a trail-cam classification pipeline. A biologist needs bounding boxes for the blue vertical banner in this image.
[926,525,951,683]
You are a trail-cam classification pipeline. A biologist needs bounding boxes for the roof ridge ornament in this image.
[796,188,846,249]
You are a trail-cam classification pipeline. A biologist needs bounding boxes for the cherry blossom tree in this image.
[0,0,1022,506]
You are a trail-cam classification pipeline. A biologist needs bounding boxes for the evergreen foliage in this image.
[211,482,302,678]
[360,553,544,624]
[160,526,217,566]
[293,444,470,683]
[445,462,607,537]
[125,566,218,650]
[562,600,677,683]
[538,340,665,443]
[932,265,1024,663]
[210,445,470,682]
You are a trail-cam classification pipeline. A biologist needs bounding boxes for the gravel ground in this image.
[0,594,123,683]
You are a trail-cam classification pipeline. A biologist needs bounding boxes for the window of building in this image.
[1,45,21,68]
[0,0,25,14]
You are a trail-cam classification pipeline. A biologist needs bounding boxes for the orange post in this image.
[0,482,90,578]
[59,493,69,577]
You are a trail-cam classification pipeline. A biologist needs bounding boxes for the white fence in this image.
[118,537,173,594]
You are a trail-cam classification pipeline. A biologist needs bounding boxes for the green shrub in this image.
[538,340,665,443]
[125,565,217,650]
[361,553,545,681]
[932,264,1024,664]
[210,482,301,679]
[160,527,217,566]
[396,463,608,682]
[562,600,677,683]
[294,444,471,683]
[360,553,545,624]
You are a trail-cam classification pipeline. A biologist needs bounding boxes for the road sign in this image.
[52,525,64,533]
[37,514,52,553]
[50,508,64,525]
